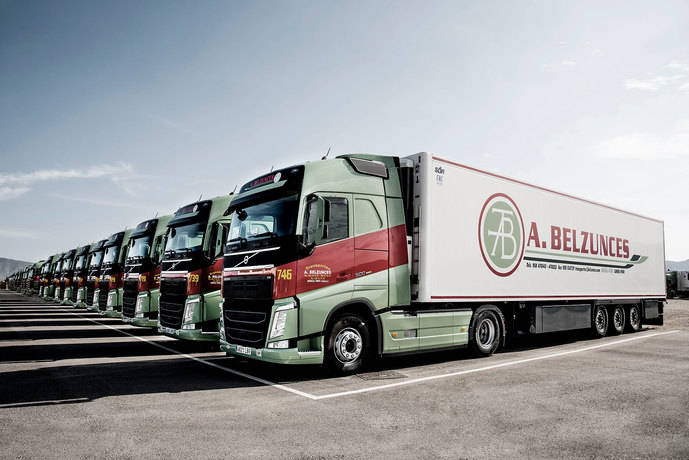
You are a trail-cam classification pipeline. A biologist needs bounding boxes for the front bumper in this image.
[158,325,219,342]
[100,289,122,317]
[220,340,323,365]
[219,297,322,365]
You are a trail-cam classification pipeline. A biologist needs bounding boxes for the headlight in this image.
[182,298,199,329]
[269,300,296,339]
[136,293,147,317]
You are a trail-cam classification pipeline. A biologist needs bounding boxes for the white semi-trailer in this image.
[220,152,665,373]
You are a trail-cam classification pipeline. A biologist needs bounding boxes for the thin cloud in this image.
[594,120,689,160]
[53,193,153,210]
[625,61,689,92]
[0,163,133,185]
[0,186,30,201]
[624,74,684,91]
[0,227,40,239]
[666,60,689,72]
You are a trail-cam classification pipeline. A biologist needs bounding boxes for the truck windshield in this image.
[74,255,86,270]
[227,194,299,246]
[128,235,152,259]
[165,223,205,253]
[103,246,119,265]
[54,261,63,273]
[89,251,104,268]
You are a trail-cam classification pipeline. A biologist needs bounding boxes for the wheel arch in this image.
[470,304,507,348]
[322,298,383,355]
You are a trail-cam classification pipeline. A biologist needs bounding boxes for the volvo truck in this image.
[158,195,232,342]
[84,240,107,310]
[42,254,60,299]
[55,248,77,303]
[95,230,133,317]
[29,260,46,296]
[219,153,666,374]
[48,253,66,300]
[121,214,172,327]
[666,270,689,298]
[63,244,92,306]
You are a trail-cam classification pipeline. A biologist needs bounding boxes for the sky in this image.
[1,0,688,262]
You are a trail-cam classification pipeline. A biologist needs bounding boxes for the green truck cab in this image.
[63,244,92,306]
[42,254,60,299]
[96,230,133,317]
[29,260,46,296]
[84,240,107,310]
[56,248,77,304]
[218,161,402,369]
[121,214,173,327]
[50,252,67,301]
[158,196,232,342]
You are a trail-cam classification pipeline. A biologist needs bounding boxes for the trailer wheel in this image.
[325,314,371,375]
[626,304,642,332]
[469,307,503,357]
[667,290,675,299]
[591,305,608,338]
[609,306,625,335]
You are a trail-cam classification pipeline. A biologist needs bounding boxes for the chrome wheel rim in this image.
[477,317,496,350]
[595,308,607,333]
[613,308,624,330]
[334,327,363,363]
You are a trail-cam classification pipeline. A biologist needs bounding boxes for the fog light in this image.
[267,340,289,349]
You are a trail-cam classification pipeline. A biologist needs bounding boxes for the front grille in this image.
[86,281,95,306]
[159,277,187,329]
[98,280,109,310]
[122,279,139,318]
[223,275,274,348]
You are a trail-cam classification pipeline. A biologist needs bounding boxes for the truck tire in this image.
[325,313,371,375]
[609,305,625,335]
[626,304,641,332]
[667,290,675,299]
[591,305,608,338]
[469,306,503,357]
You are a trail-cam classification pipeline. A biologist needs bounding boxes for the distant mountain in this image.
[0,257,32,279]
[666,259,689,271]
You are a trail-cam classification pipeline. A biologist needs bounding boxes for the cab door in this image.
[352,195,389,308]
[296,193,355,335]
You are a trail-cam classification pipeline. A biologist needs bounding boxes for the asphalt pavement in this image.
[1,291,687,459]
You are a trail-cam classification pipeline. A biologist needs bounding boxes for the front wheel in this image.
[325,314,371,375]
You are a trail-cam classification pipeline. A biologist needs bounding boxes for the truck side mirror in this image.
[303,194,325,247]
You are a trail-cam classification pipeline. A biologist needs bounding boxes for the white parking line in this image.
[312,329,681,400]
[36,302,680,401]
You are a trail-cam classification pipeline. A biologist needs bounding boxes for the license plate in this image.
[236,345,252,355]
[161,326,178,336]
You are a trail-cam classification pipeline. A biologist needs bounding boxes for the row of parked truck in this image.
[4,152,668,373]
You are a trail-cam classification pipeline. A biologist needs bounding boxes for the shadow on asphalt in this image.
[0,327,162,341]
[0,293,658,408]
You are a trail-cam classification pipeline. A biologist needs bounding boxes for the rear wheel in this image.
[609,305,625,335]
[591,305,608,338]
[325,314,371,375]
[469,307,503,356]
[626,304,642,332]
